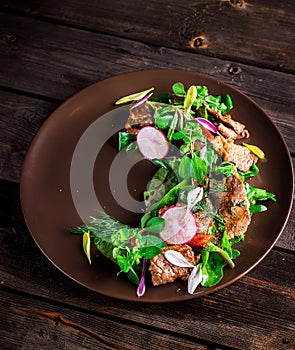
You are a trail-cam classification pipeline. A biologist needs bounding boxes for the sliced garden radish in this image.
[159,206,197,244]
[137,126,169,160]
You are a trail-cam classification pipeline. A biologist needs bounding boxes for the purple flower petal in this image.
[199,145,207,159]
[196,117,218,134]
[130,92,153,110]
[137,258,147,297]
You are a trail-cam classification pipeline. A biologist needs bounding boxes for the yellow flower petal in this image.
[83,231,91,264]
[184,85,197,113]
[115,87,154,105]
[243,143,265,159]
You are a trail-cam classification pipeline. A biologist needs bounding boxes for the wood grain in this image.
[2,0,294,73]
[0,290,208,350]
[1,13,294,104]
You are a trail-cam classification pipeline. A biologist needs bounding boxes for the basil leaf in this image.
[145,217,166,233]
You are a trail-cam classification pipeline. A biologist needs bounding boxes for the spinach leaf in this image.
[118,131,136,151]
[201,250,227,287]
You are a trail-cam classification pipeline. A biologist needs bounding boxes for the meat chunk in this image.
[217,123,240,140]
[217,113,246,135]
[149,245,198,286]
[125,102,153,134]
[212,136,258,172]
[219,174,251,239]
[194,210,212,235]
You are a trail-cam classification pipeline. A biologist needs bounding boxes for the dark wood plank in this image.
[0,91,57,182]
[0,178,294,349]
[2,0,295,73]
[0,290,208,350]
[1,12,294,107]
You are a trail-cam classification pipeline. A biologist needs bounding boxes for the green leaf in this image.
[172,130,186,140]
[201,251,226,287]
[139,246,163,259]
[196,86,208,99]
[155,114,174,129]
[150,93,169,103]
[145,217,166,233]
[143,165,178,209]
[220,94,233,114]
[179,155,194,179]
[117,255,130,273]
[207,242,235,268]
[221,231,232,256]
[118,132,136,151]
[246,186,276,203]
[125,142,138,153]
[250,204,267,214]
[230,235,245,246]
[141,180,186,228]
[167,111,179,141]
[83,231,92,264]
[239,164,259,179]
[151,158,170,170]
[172,82,186,96]
[192,156,208,183]
[126,268,140,285]
[115,87,154,105]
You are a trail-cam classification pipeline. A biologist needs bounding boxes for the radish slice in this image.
[137,126,169,160]
[159,206,197,244]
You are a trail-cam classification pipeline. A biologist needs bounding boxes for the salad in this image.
[71,82,276,297]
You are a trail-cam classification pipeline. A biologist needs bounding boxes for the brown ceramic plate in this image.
[20,70,294,302]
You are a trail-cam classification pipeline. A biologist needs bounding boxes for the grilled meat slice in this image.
[125,102,153,134]
[219,174,251,239]
[194,210,212,235]
[212,136,258,172]
[217,113,246,135]
[217,123,240,140]
[149,245,198,286]
[205,106,247,135]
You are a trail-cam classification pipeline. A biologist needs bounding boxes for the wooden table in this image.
[1,1,294,349]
